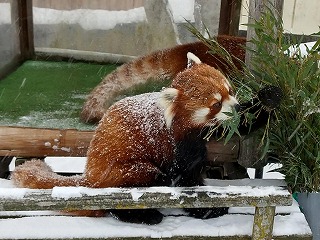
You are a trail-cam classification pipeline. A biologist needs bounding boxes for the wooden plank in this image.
[0,126,94,157]
[0,126,240,161]
[0,180,292,211]
[17,0,34,60]
[206,136,240,163]
[0,236,311,240]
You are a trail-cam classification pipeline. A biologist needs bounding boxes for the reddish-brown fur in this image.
[12,62,237,217]
[80,35,246,123]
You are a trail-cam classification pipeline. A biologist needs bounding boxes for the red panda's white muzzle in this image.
[214,96,239,122]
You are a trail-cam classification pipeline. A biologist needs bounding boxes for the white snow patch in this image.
[0,211,311,239]
[33,7,147,31]
[51,186,125,199]
[45,157,86,173]
[288,41,318,57]
[0,188,27,199]
[0,3,10,24]
[130,188,144,201]
[168,0,195,23]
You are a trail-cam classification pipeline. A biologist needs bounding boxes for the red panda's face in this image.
[159,54,239,129]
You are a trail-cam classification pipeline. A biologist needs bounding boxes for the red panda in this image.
[80,35,246,123]
[12,53,239,224]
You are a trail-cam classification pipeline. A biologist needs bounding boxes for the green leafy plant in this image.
[187,5,320,192]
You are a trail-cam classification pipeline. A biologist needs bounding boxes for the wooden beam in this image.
[0,180,292,211]
[17,0,35,60]
[206,136,240,163]
[218,0,242,36]
[245,0,284,67]
[0,126,241,162]
[0,126,94,157]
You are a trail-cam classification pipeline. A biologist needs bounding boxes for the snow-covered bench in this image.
[0,179,312,240]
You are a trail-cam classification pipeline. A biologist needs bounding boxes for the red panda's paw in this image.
[184,207,229,219]
[109,209,164,225]
[258,86,283,110]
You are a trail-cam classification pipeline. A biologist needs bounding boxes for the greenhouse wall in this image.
[0,0,21,78]
[31,0,221,56]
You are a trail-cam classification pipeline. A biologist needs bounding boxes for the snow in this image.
[0,149,311,240]
[288,41,318,57]
[0,176,311,239]
[0,182,289,201]
[168,0,195,23]
[0,213,311,239]
[44,157,86,173]
[32,7,146,31]
[1,1,197,27]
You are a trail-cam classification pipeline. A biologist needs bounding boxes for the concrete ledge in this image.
[35,47,136,64]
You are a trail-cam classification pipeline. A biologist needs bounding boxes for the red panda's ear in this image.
[187,52,201,68]
[159,88,179,128]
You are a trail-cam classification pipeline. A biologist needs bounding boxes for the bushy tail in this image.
[11,160,84,189]
[80,49,184,123]
[80,36,246,124]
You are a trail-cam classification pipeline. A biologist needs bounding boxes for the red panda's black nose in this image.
[234,104,241,112]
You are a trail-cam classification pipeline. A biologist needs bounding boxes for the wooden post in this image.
[17,0,34,60]
[218,0,242,36]
[244,0,284,178]
[245,0,284,67]
[252,206,276,240]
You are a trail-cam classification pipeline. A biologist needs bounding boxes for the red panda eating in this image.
[12,52,240,224]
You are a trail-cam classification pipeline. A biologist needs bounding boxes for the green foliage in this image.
[188,4,320,192]
[246,7,320,192]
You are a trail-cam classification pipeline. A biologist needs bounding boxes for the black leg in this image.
[184,207,228,219]
[0,156,13,179]
[109,209,164,225]
[255,168,264,179]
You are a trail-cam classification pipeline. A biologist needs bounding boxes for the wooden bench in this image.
[0,179,312,240]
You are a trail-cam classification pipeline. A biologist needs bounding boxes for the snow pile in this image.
[33,7,146,31]
[0,178,312,238]
[288,41,318,57]
[0,207,312,239]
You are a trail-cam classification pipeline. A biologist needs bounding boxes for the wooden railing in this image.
[0,179,310,240]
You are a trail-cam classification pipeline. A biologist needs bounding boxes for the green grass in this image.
[0,60,118,130]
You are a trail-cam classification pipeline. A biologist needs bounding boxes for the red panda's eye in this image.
[212,102,222,109]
